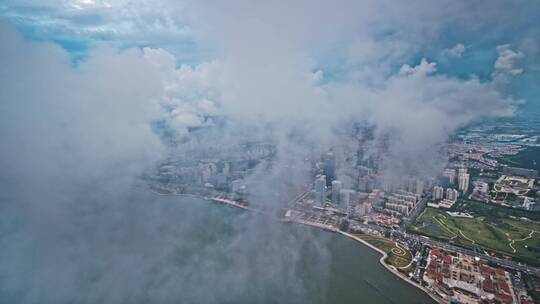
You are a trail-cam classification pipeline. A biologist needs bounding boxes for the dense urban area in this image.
[148,116,540,304]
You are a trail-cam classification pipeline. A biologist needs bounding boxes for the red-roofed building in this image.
[480,265,492,276]
[483,280,494,293]
[499,282,510,293]
[495,293,513,303]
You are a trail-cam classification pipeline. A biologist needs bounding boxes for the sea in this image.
[153,195,436,304]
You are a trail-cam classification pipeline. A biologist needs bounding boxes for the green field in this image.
[354,234,413,269]
[498,146,540,171]
[410,202,540,266]
[456,199,540,221]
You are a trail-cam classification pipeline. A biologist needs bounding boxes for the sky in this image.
[0,1,539,303]
[1,1,538,113]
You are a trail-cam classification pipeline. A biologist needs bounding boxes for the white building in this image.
[331,180,342,206]
[339,189,353,209]
[385,202,409,215]
[458,173,470,192]
[472,181,489,194]
[415,179,425,196]
[433,186,444,200]
[443,169,456,184]
[315,175,327,206]
[446,188,459,201]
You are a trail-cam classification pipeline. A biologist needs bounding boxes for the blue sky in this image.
[1,0,539,116]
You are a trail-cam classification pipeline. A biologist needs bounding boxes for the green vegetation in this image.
[498,146,540,171]
[410,201,540,266]
[355,234,413,269]
[455,199,540,221]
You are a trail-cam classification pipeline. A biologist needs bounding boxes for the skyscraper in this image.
[433,186,444,200]
[315,175,327,206]
[339,189,352,210]
[446,188,459,201]
[323,153,336,183]
[458,173,470,192]
[443,169,456,184]
[331,180,342,206]
[415,179,424,196]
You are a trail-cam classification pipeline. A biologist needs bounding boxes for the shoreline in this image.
[286,217,443,304]
[155,191,443,303]
[337,231,444,304]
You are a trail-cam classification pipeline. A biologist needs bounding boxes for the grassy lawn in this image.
[354,234,413,269]
[410,206,540,266]
[498,146,540,171]
[454,199,540,221]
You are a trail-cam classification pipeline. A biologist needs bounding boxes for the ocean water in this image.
[153,196,435,304]
[0,193,435,304]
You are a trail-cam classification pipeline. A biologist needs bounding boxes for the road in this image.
[400,194,430,232]
[289,187,540,277]
[351,220,540,277]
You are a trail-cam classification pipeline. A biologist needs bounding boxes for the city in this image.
[1,1,539,304]
[149,117,540,304]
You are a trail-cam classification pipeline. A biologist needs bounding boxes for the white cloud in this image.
[0,1,530,301]
[312,69,324,83]
[399,58,437,75]
[492,44,525,83]
[494,44,525,74]
[442,43,466,57]
[143,47,177,71]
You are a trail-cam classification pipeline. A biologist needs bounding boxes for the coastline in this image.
[154,191,443,303]
[286,216,443,304]
[337,231,444,304]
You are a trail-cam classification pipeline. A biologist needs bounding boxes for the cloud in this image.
[0,23,332,304]
[493,44,525,77]
[442,43,466,57]
[0,23,168,302]
[399,58,438,75]
[0,0,533,302]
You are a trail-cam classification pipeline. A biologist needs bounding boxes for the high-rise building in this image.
[458,173,470,192]
[315,175,327,206]
[433,186,444,200]
[323,153,336,183]
[458,167,467,176]
[356,203,367,217]
[222,162,230,176]
[357,176,368,192]
[358,166,372,177]
[446,188,459,201]
[443,169,456,184]
[415,179,424,196]
[339,189,352,209]
[385,202,409,215]
[331,180,342,206]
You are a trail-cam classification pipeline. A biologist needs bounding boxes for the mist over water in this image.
[1,194,434,303]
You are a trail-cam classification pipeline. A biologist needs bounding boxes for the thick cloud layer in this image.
[0,0,536,302]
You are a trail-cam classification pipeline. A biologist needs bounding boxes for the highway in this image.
[351,220,540,277]
[289,187,540,277]
[399,194,430,232]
